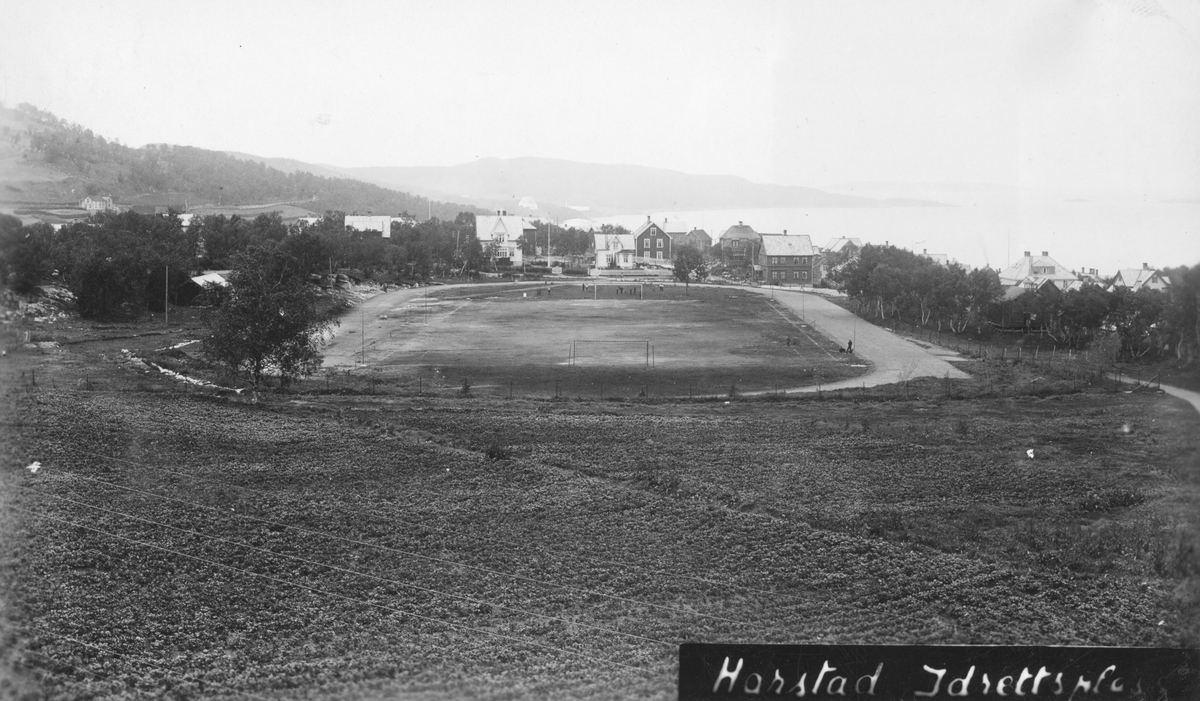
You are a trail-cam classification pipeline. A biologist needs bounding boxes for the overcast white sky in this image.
[2,0,1198,198]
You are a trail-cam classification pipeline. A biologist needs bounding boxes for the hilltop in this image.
[0,103,484,221]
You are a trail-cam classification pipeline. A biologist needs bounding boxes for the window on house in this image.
[802,271,809,280]
[793,271,800,280]
[657,239,663,248]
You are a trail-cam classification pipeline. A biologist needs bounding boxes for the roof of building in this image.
[191,272,230,287]
[661,218,690,235]
[562,218,601,231]
[1002,276,1059,299]
[1110,267,1167,292]
[630,219,668,238]
[759,234,816,257]
[593,232,637,252]
[476,215,535,240]
[680,228,712,246]
[823,237,862,253]
[998,251,1078,287]
[719,223,760,242]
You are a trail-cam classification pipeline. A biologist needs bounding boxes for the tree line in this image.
[835,244,1200,361]
[0,209,485,319]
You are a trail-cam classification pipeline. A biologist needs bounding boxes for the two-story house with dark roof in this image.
[758,233,821,285]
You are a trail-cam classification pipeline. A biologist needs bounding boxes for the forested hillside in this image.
[0,103,483,219]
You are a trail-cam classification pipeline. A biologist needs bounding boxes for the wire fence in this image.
[859,312,1123,372]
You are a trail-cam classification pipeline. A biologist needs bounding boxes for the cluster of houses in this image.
[80,194,1172,296]
[997,250,1171,297]
[586,217,829,286]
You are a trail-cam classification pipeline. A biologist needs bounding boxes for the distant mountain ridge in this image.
[222,154,948,218]
[339,158,949,216]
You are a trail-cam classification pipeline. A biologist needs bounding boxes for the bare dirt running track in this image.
[753,286,969,392]
[323,282,970,391]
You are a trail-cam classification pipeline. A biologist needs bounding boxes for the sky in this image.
[1,0,1198,268]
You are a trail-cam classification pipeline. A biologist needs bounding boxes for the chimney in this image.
[1042,251,1048,256]
[1143,262,1148,269]
[738,221,743,226]
[502,210,507,216]
[923,248,927,254]
[497,210,501,215]
[647,215,651,223]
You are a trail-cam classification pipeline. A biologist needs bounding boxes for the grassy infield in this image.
[0,287,1197,700]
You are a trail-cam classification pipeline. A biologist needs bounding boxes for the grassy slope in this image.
[3,324,1197,698]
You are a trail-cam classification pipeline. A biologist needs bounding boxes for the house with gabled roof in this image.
[476,211,535,264]
[823,237,862,255]
[631,216,672,264]
[593,230,637,269]
[998,250,1079,295]
[676,228,712,251]
[758,233,821,285]
[1108,263,1170,293]
[718,221,760,262]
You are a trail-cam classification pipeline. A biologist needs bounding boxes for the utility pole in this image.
[361,311,365,364]
[164,264,168,327]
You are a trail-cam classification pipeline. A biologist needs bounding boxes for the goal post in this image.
[570,339,652,368]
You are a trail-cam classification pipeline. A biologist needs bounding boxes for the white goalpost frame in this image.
[569,339,653,368]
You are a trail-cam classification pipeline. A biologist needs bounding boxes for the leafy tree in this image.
[53,211,191,318]
[1059,283,1114,348]
[1162,263,1200,361]
[672,246,708,293]
[0,215,50,293]
[1108,287,1166,359]
[276,231,330,277]
[201,246,335,387]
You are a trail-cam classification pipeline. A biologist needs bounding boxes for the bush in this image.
[484,440,510,461]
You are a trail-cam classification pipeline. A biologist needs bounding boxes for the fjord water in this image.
[595,188,1198,274]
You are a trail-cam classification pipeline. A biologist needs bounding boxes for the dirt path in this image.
[1109,374,1200,416]
[750,287,969,392]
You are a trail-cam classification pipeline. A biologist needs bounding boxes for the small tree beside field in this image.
[673,246,708,294]
[201,246,336,388]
